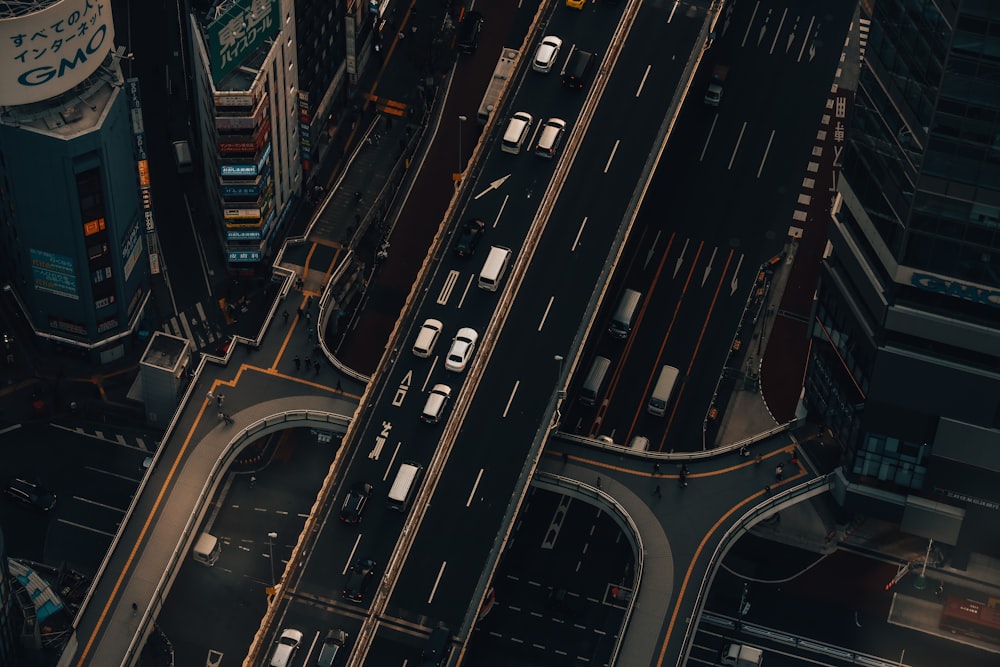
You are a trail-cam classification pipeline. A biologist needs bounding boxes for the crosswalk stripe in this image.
[179,312,196,344]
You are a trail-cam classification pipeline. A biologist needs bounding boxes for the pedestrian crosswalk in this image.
[161,301,225,351]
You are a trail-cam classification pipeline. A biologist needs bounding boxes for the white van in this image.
[648,365,680,416]
[192,532,220,566]
[579,356,611,406]
[501,112,533,154]
[387,461,424,512]
[412,318,443,358]
[609,289,642,339]
[478,245,512,291]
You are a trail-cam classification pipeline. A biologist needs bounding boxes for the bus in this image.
[477,48,518,125]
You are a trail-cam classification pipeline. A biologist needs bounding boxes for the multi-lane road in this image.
[261,0,716,662]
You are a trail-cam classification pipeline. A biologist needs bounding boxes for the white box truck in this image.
[192,532,220,566]
[720,643,763,667]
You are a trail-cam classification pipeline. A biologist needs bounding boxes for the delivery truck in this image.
[192,532,220,566]
[720,643,763,667]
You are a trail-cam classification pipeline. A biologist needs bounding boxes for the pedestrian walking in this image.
[653,462,661,475]
[250,475,256,489]
[739,445,750,457]
[296,307,303,318]
[216,393,224,408]
[294,355,301,370]
[654,485,662,498]
[220,412,233,425]
[217,410,226,422]
[282,310,289,324]
[314,360,320,376]
[304,356,311,369]
[307,329,313,342]
[755,453,763,465]
[305,311,311,323]
[595,476,602,489]
[562,452,569,464]
[336,378,343,393]
[775,464,784,481]
[131,602,138,615]
[206,391,214,402]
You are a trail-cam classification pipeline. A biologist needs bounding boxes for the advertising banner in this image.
[0,0,115,106]
[206,0,279,81]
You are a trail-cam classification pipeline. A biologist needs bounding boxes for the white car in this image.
[270,628,303,667]
[445,327,479,372]
[532,35,562,73]
[420,384,452,424]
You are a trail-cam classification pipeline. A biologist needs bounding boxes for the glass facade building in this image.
[805,0,1000,564]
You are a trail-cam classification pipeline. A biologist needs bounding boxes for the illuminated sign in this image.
[31,248,79,300]
[224,208,261,220]
[221,164,258,177]
[206,0,279,81]
[910,273,1000,309]
[227,249,262,262]
[221,184,260,197]
[227,229,262,240]
[83,217,106,236]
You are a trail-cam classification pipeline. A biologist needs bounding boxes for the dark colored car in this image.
[454,219,485,257]
[3,478,57,511]
[456,11,483,54]
[339,482,373,524]
[316,628,348,667]
[421,624,451,666]
[342,558,376,602]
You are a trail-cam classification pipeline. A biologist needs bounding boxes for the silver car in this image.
[532,35,563,73]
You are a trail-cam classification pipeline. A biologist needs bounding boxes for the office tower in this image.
[805,1,1000,565]
[0,0,151,362]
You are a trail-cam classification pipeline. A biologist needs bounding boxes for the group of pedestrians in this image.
[207,391,234,425]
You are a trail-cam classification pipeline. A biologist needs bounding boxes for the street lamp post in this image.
[554,354,565,400]
[458,115,468,174]
[266,531,278,588]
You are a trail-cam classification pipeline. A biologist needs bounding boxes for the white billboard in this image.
[0,0,116,106]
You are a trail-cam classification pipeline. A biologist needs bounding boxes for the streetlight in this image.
[266,532,278,588]
[457,115,468,175]
[554,354,565,400]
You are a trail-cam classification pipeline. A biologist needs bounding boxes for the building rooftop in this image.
[141,332,190,372]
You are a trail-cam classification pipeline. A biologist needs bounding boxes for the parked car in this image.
[455,218,485,257]
[339,482,373,524]
[342,558,377,602]
[269,628,303,667]
[532,35,562,73]
[444,328,479,372]
[3,478,56,511]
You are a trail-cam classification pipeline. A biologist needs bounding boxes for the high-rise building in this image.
[0,0,152,363]
[805,1,1000,565]
[184,0,383,274]
[0,529,17,666]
